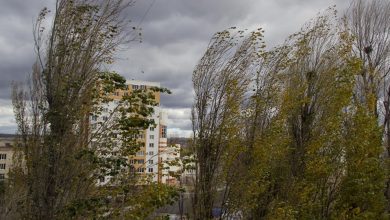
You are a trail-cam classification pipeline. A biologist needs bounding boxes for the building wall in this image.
[0,137,15,181]
[92,80,164,184]
[144,106,161,182]
[159,143,181,185]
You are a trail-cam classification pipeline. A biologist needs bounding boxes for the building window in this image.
[149,143,154,148]
[137,159,144,164]
[0,174,4,180]
[0,164,5,169]
[136,151,144,156]
[140,85,146,90]
[150,127,154,131]
[148,151,154,156]
[148,160,153,165]
[130,159,134,164]
[91,115,98,121]
[161,125,167,138]
[0,154,6,160]
[130,166,135,172]
[137,167,144,173]
[148,168,153,173]
[102,116,108,121]
[132,85,139,90]
[149,135,154,139]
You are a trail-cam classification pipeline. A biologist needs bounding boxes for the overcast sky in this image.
[0,0,350,137]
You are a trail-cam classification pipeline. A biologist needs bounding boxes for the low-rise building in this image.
[159,144,181,185]
[0,135,15,181]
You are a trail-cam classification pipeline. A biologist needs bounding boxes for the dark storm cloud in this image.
[0,0,54,99]
[0,0,351,136]
[0,47,35,99]
[129,0,255,25]
[128,0,257,46]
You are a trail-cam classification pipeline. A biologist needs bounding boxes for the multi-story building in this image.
[159,143,181,185]
[0,135,15,181]
[92,80,169,184]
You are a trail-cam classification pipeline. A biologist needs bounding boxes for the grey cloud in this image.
[111,40,201,109]
[164,108,192,131]
[130,0,256,23]
[161,89,193,109]
[129,0,259,47]
[0,0,53,99]
[0,0,52,17]
[0,0,352,136]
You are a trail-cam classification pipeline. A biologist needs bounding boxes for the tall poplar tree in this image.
[5,1,177,219]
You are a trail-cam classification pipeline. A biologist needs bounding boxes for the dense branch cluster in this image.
[2,1,177,219]
[191,1,390,219]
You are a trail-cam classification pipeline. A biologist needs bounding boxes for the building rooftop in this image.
[126,80,160,87]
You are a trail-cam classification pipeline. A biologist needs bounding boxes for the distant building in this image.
[180,155,196,186]
[0,135,15,181]
[159,144,181,185]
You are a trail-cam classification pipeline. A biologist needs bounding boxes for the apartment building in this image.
[0,135,15,181]
[159,144,181,185]
[92,80,168,184]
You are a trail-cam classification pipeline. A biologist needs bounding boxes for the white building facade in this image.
[92,80,168,184]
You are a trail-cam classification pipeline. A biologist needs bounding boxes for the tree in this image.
[6,0,177,219]
[222,33,289,219]
[191,28,263,219]
[263,8,386,219]
[193,5,388,219]
[346,0,390,116]
[345,0,390,209]
[335,106,386,219]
